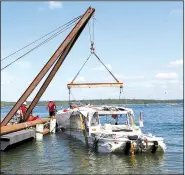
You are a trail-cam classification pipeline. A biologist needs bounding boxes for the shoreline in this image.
[1,100,183,108]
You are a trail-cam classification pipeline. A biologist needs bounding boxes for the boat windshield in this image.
[99,114,129,125]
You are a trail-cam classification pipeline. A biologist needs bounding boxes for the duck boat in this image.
[56,105,166,154]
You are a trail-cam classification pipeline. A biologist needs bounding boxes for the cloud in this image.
[169,9,183,16]
[160,85,167,89]
[1,49,11,59]
[115,74,144,80]
[167,59,183,68]
[48,1,63,10]
[155,73,178,79]
[1,72,12,85]
[68,76,85,83]
[16,61,32,70]
[143,84,154,88]
[1,71,20,86]
[168,80,179,84]
[179,84,183,90]
[92,64,112,71]
[76,76,85,82]
[38,7,45,12]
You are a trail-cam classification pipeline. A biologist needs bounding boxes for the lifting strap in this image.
[71,53,92,83]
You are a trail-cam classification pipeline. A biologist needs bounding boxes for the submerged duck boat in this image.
[56,105,166,154]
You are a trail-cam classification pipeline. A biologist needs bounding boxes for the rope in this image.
[1,21,78,71]
[71,53,92,83]
[93,52,120,83]
[70,90,77,102]
[69,89,84,106]
[1,15,82,62]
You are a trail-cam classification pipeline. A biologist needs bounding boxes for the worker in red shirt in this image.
[20,101,28,122]
[47,101,56,118]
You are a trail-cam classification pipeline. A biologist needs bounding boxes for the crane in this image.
[1,6,123,126]
[1,7,95,126]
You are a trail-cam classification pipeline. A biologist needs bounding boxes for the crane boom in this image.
[1,7,95,126]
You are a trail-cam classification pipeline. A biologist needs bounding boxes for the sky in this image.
[1,1,184,102]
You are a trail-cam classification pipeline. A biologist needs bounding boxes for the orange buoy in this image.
[26,117,34,122]
[26,115,39,122]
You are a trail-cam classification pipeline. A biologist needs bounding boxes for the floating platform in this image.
[1,129,35,151]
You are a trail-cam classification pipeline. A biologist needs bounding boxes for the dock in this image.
[0,118,57,151]
[1,129,35,151]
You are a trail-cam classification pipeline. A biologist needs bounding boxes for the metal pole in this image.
[69,88,71,108]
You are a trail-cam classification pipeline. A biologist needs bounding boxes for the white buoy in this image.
[50,118,56,133]
[36,123,44,141]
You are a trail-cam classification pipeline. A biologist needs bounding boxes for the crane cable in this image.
[1,15,82,62]
[89,15,119,83]
[70,53,92,83]
[1,17,80,71]
[70,17,95,83]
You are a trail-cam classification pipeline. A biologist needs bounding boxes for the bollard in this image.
[36,123,44,141]
[50,118,56,133]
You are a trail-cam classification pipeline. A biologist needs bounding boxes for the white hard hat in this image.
[23,101,27,105]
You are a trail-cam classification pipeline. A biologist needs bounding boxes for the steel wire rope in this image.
[93,52,119,83]
[70,89,86,106]
[88,22,92,44]
[1,15,82,62]
[92,14,95,44]
[88,16,119,83]
[70,53,92,83]
[1,20,79,71]
[70,17,95,84]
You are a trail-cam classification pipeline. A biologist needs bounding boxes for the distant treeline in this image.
[1,99,183,107]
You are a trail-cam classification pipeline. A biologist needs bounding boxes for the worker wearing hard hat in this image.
[20,101,29,122]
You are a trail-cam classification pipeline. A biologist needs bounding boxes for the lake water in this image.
[1,104,183,174]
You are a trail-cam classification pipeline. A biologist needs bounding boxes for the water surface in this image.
[1,104,183,174]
